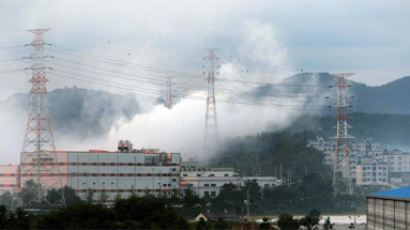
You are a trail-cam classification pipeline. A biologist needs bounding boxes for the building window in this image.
[204,184,209,187]
[172,168,176,172]
[183,174,187,177]
[211,191,216,197]
[224,174,229,177]
[204,191,210,196]
[172,178,176,182]
[197,174,201,177]
[211,184,216,187]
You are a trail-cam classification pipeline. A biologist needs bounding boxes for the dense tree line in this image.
[0,195,189,229]
[210,131,366,214]
[212,131,331,181]
[207,179,364,215]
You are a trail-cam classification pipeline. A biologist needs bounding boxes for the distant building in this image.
[366,187,410,230]
[355,160,389,186]
[180,161,282,197]
[383,150,410,173]
[308,137,395,187]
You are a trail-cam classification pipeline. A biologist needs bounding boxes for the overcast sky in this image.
[0,0,410,162]
[0,0,409,99]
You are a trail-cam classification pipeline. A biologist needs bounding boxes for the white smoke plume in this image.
[107,21,306,161]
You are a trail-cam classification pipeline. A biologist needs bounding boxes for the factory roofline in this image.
[368,187,410,201]
[52,149,175,154]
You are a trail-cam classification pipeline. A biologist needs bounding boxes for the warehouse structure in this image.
[1,141,181,202]
[180,160,282,197]
[366,187,410,229]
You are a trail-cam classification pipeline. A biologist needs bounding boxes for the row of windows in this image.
[20,173,179,177]
[204,184,216,187]
[363,178,387,182]
[182,173,230,177]
[363,172,387,176]
[362,166,387,170]
[82,182,175,187]
[22,162,180,167]
[204,191,217,197]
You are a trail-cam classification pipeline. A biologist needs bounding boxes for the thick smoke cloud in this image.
[107,21,307,160]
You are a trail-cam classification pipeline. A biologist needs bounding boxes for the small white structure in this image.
[195,213,208,222]
[180,161,282,197]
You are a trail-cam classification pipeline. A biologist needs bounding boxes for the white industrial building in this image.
[179,161,282,197]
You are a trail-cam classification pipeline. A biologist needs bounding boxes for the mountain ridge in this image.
[258,72,410,114]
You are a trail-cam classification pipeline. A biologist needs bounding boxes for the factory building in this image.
[1,141,181,202]
[366,187,410,230]
[180,161,282,197]
[59,149,180,201]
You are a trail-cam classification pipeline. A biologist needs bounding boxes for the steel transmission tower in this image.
[332,73,354,196]
[165,76,173,109]
[204,49,219,149]
[19,29,65,206]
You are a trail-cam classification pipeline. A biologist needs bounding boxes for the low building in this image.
[195,212,239,222]
[180,161,282,197]
[366,187,410,229]
[180,165,241,197]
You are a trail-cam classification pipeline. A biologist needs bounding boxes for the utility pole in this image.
[19,29,65,206]
[332,73,354,196]
[279,164,282,183]
[204,48,219,151]
[165,76,173,109]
